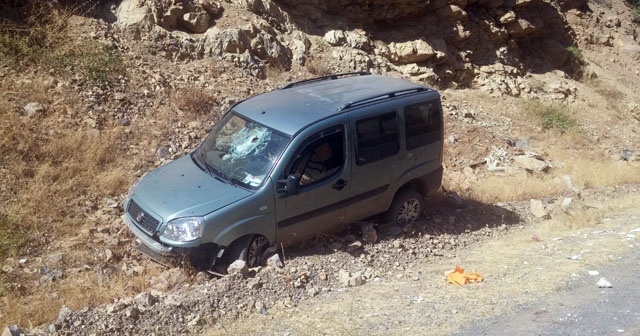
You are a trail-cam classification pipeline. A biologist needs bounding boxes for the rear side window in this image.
[404,101,442,150]
[355,112,399,165]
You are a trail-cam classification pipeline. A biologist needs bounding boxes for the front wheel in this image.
[383,188,424,225]
[226,235,270,268]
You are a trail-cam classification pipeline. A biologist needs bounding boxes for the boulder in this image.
[530,199,550,219]
[227,260,249,276]
[181,11,211,34]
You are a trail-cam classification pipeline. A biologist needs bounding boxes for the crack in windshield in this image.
[197,112,289,190]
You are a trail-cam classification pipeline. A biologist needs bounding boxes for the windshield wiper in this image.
[200,150,238,187]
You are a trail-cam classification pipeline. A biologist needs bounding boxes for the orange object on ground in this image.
[446,265,483,285]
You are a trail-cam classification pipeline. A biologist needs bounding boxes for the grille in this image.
[128,200,160,234]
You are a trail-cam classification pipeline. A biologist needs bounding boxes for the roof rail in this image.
[281,72,371,89]
[338,87,432,111]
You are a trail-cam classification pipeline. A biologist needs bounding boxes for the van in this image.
[123,72,443,270]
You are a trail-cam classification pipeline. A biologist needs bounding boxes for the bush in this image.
[628,0,640,22]
[566,44,584,63]
[525,100,578,133]
[0,213,29,260]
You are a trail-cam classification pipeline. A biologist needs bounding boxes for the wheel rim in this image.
[397,198,421,224]
[247,236,268,267]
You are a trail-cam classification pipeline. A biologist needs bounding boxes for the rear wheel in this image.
[384,188,424,225]
[226,235,270,268]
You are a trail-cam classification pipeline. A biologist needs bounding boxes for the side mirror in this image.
[286,174,300,195]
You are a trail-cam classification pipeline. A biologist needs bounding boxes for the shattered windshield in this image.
[196,112,290,189]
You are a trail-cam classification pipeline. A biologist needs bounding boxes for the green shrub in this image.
[628,0,640,22]
[525,100,578,133]
[566,44,584,62]
[0,213,29,260]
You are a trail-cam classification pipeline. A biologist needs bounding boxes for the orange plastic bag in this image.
[446,265,483,286]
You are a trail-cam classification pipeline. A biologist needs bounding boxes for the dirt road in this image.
[210,191,640,335]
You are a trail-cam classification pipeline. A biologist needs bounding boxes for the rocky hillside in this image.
[115,0,590,87]
[1,0,639,334]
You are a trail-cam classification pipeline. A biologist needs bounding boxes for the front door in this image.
[276,125,351,245]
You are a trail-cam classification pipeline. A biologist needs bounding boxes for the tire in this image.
[384,188,424,225]
[226,235,270,268]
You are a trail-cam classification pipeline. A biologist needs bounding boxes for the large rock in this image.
[388,39,437,64]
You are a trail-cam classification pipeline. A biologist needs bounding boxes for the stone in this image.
[436,5,467,19]
[181,11,211,34]
[513,155,549,173]
[57,306,73,323]
[499,11,517,24]
[155,146,171,159]
[388,39,436,64]
[2,326,21,336]
[227,260,249,276]
[597,277,612,288]
[505,18,539,37]
[134,292,157,308]
[200,0,222,16]
[23,102,45,117]
[345,30,371,50]
[530,199,550,219]
[255,301,267,314]
[560,197,572,211]
[337,269,364,287]
[266,253,283,268]
[247,277,261,290]
[323,30,345,46]
[361,223,378,244]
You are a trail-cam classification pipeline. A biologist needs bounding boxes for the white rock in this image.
[227,260,249,276]
[561,197,573,211]
[597,277,613,288]
[23,102,45,117]
[266,253,283,268]
[588,270,599,276]
[530,199,550,219]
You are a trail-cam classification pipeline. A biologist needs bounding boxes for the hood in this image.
[130,155,251,222]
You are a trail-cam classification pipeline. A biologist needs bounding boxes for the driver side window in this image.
[290,126,345,187]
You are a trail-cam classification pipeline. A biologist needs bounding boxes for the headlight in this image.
[161,217,204,242]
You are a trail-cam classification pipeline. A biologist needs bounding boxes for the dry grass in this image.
[0,5,143,322]
[305,56,333,76]
[170,87,219,116]
[2,266,163,328]
[0,74,146,325]
[466,174,566,203]
[466,158,640,204]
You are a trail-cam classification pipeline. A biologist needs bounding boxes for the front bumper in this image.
[123,213,175,256]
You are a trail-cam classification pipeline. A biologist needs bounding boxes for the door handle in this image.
[332,179,349,190]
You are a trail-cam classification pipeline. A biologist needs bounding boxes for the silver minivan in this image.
[123,72,443,270]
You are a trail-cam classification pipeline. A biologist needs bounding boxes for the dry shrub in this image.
[305,56,332,76]
[465,174,566,203]
[562,159,640,189]
[171,87,219,116]
[2,265,163,327]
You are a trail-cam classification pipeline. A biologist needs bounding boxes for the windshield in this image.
[196,112,290,189]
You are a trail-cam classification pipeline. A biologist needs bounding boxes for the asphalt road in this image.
[455,245,640,336]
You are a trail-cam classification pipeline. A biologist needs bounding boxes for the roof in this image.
[232,73,434,136]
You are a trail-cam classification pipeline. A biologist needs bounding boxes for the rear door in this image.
[402,99,443,177]
[344,109,403,223]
